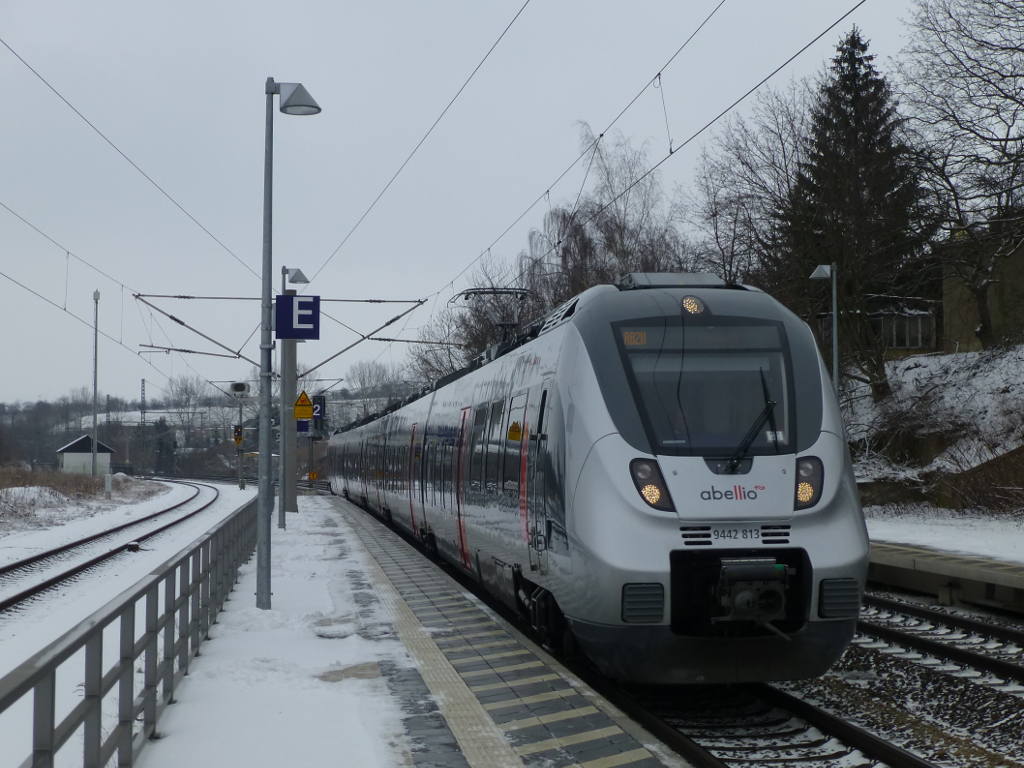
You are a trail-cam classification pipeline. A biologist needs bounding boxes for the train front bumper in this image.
[570,617,856,684]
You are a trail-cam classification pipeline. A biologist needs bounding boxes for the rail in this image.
[0,498,257,768]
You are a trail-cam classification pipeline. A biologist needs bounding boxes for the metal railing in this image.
[0,498,257,767]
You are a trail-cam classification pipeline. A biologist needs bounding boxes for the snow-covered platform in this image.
[138,494,684,768]
[869,541,1024,614]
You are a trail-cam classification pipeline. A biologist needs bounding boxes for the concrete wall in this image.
[943,239,1024,352]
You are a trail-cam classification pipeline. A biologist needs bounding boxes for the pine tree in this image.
[779,28,932,400]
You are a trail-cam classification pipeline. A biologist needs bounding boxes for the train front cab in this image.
[564,283,868,684]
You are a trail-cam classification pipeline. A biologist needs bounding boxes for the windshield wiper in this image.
[725,369,777,473]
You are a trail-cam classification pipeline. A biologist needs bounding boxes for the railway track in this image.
[347,499,1019,766]
[611,682,938,768]
[857,592,1024,691]
[0,480,220,613]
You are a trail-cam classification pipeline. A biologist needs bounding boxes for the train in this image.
[327,273,868,684]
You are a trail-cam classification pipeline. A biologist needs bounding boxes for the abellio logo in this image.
[700,484,767,501]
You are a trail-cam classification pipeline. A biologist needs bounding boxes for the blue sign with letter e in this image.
[275,295,320,340]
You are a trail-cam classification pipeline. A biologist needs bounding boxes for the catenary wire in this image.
[308,0,533,284]
[470,0,873,295]
[0,200,135,292]
[0,268,172,383]
[429,0,730,297]
[376,0,869,377]
[0,36,257,279]
[0,203,233,395]
[356,0,731,371]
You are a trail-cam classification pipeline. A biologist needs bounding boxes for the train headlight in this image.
[681,296,705,315]
[794,456,824,510]
[630,459,675,511]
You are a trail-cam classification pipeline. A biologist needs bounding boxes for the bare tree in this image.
[901,0,1024,346]
[166,375,212,447]
[689,82,813,289]
[408,309,466,383]
[345,360,409,415]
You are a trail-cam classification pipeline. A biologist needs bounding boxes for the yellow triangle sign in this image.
[295,391,312,407]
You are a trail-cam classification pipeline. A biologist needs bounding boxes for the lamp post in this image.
[257,78,320,610]
[810,263,839,395]
[92,290,99,476]
[278,266,309,528]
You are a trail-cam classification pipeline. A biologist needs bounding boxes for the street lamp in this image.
[92,290,99,477]
[278,266,309,528]
[258,78,320,610]
[810,263,839,395]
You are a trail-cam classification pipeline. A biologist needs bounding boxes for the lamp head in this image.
[278,83,321,115]
[285,268,309,285]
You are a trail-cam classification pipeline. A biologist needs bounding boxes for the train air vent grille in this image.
[621,583,664,623]
[538,299,579,335]
[819,578,861,618]
[680,526,712,545]
[760,524,791,544]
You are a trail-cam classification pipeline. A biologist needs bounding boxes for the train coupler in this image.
[712,557,789,624]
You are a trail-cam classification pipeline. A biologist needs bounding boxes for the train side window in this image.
[486,401,504,494]
[444,443,453,509]
[469,405,488,493]
[431,441,438,507]
[439,444,447,509]
[503,394,527,497]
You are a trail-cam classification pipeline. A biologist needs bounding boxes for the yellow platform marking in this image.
[577,748,655,767]
[357,540,522,766]
[483,689,577,711]
[441,639,518,654]
[417,605,485,616]
[501,705,599,732]
[423,616,493,631]
[436,630,508,644]
[459,661,544,679]
[404,596,463,606]
[515,725,623,756]
[451,649,532,665]
[470,673,560,692]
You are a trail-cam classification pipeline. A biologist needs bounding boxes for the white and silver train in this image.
[328,273,868,684]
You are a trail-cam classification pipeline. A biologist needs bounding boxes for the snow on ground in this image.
[0,477,182,561]
[865,503,1024,566]
[0,481,256,668]
[2,476,1022,766]
[846,344,1024,481]
[138,495,410,768]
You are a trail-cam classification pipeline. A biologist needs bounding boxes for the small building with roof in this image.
[56,435,115,475]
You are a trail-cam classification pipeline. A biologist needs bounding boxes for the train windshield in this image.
[614,318,794,457]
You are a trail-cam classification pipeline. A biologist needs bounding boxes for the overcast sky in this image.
[1,0,914,405]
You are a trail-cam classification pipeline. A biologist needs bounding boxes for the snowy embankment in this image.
[845,344,1024,483]
[842,344,1024,564]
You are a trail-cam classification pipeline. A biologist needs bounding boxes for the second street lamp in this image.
[278,266,309,528]
[810,263,839,395]
[257,78,320,610]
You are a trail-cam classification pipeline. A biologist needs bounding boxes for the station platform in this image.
[139,494,687,768]
[869,540,1024,614]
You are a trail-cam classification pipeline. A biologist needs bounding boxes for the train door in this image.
[525,382,551,575]
[358,440,368,503]
[407,423,419,534]
[454,407,472,569]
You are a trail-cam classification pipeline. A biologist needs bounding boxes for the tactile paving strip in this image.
[337,499,680,768]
